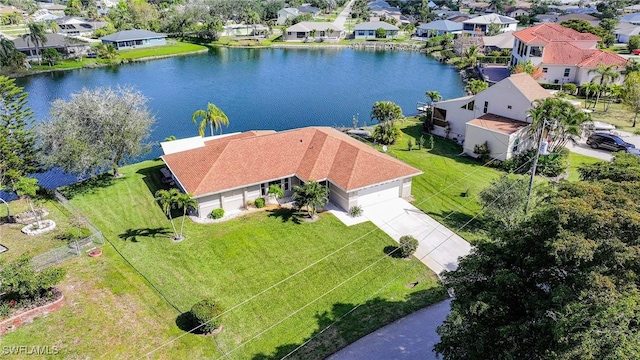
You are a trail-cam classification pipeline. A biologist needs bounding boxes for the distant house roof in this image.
[615,23,640,36]
[468,114,529,135]
[417,20,463,32]
[535,14,559,23]
[462,13,518,25]
[161,127,422,196]
[466,1,490,9]
[448,15,473,23]
[37,2,66,11]
[542,42,629,68]
[286,21,341,32]
[514,23,600,45]
[12,33,88,50]
[428,1,437,8]
[621,13,640,24]
[483,31,515,49]
[502,73,554,103]
[297,5,320,14]
[280,7,299,16]
[624,4,640,11]
[354,21,399,31]
[101,29,166,42]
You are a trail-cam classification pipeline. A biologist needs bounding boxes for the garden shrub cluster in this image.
[349,205,363,217]
[399,235,419,258]
[499,148,569,177]
[189,298,224,334]
[254,197,265,208]
[210,208,224,219]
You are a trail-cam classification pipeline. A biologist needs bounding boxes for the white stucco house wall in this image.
[430,73,552,160]
[284,22,344,42]
[354,21,399,39]
[510,23,628,85]
[462,13,518,35]
[161,127,421,218]
[277,8,299,25]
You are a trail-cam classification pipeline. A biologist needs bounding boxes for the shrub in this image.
[399,235,419,258]
[349,205,363,217]
[375,27,386,38]
[473,141,491,163]
[372,122,401,145]
[0,255,66,301]
[210,208,224,219]
[561,83,577,95]
[255,197,265,208]
[0,303,10,319]
[267,184,284,199]
[407,137,414,151]
[189,299,224,333]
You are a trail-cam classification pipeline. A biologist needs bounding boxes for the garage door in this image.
[222,189,245,210]
[357,180,401,207]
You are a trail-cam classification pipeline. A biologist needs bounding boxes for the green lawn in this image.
[566,151,603,182]
[3,160,445,359]
[567,95,640,133]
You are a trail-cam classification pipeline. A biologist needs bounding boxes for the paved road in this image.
[566,131,640,161]
[329,299,451,360]
[334,0,355,29]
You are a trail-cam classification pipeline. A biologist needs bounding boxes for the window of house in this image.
[542,67,548,73]
[297,32,305,38]
[512,138,520,152]
[261,183,267,196]
[483,101,488,113]
[283,178,290,191]
[357,30,365,36]
[461,100,474,110]
[287,32,292,36]
[564,68,570,77]
[368,30,374,36]
[432,107,448,127]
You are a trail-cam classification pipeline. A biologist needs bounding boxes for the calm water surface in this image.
[17,47,465,160]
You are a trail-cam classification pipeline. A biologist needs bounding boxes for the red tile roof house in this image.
[430,73,553,161]
[161,127,421,218]
[510,23,628,85]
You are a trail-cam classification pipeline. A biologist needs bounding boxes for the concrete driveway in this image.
[328,299,451,360]
[329,198,472,274]
[566,130,640,161]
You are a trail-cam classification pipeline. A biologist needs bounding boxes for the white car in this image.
[582,121,616,131]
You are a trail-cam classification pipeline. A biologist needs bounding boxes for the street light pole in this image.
[525,120,548,214]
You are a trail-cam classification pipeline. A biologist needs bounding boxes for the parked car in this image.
[586,132,636,151]
[634,49,640,55]
[626,148,640,156]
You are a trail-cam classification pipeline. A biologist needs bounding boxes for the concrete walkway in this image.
[328,299,451,360]
[329,198,472,274]
[334,0,355,29]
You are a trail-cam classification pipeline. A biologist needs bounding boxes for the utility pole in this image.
[525,120,550,214]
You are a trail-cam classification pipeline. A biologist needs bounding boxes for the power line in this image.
[139,148,519,358]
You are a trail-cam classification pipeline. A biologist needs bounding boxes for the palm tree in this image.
[462,45,479,68]
[293,181,329,218]
[371,101,403,124]
[174,192,196,240]
[527,98,588,152]
[589,63,621,110]
[22,22,47,65]
[155,188,180,239]
[604,84,622,112]
[192,102,229,137]
[580,82,600,109]
[425,90,442,104]
[465,79,488,95]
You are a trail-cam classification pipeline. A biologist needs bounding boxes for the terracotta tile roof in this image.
[162,127,421,196]
[468,114,529,135]
[514,23,600,44]
[542,42,628,67]
[503,73,554,102]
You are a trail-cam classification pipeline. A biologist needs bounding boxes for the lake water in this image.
[17,47,465,160]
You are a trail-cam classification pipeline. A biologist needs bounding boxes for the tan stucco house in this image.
[431,73,553,161]
[284,22,344,42]
[161,127,421,218]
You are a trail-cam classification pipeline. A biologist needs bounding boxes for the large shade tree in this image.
[39,86,155,177]
[435,156,640,359]
[192,102,229,137]
[0,76,38,192]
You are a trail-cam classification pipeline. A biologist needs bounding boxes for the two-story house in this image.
[430,73,553,160]
[462,13,518,35]
[510,23,628,85]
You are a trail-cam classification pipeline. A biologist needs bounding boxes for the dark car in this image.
[627,148,640,156]
[586,133,636,152]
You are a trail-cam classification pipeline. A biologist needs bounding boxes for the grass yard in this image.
[0,197,92,263]
[566,151,603,181]
[3,160,445,359]
[117,40,207,59]
[567,95,640,133]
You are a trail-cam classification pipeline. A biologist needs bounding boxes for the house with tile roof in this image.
[462,13,518,35]
[160,127,422,217]
[510,23,628,85]
[430,73,553,160]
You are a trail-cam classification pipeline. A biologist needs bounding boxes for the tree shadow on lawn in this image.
[60,174,117,199]
[267,208,303,224]
[250,287,449,360]
[383,245,405,258]
[428,210,486,235]
[119,227,173,242]
[136,163,169,198]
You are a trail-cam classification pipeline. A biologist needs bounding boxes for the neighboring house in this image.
[101,29,167,50]
[614,22,640,43]
[32,9,60,22]
[36,2,66,16]
[416,20,463,37]
[556,13,600,27]
[620,12,640,26]
[277,7,299,25]
[354,21,399,39]
[0,5,27,17]
[12,33,90,60]
[465,2,490,12]
[448,14,474,23]
[56,17,106,37]
[430,73,552,160]
[284,22,343,42]
[623,4,640,14]
[505,7,532,18]
[483,31,515,52]
[160,127,422,217]
[535,14,559,24]
[510,23,628,85]
[462,13,518,35]
[297,5,321,17]
[221,24,269,38]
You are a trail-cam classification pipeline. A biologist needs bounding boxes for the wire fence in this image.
[30,191,104,271]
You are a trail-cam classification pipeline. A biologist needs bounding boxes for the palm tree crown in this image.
[22,22,47,65]
[192,102,229,137]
